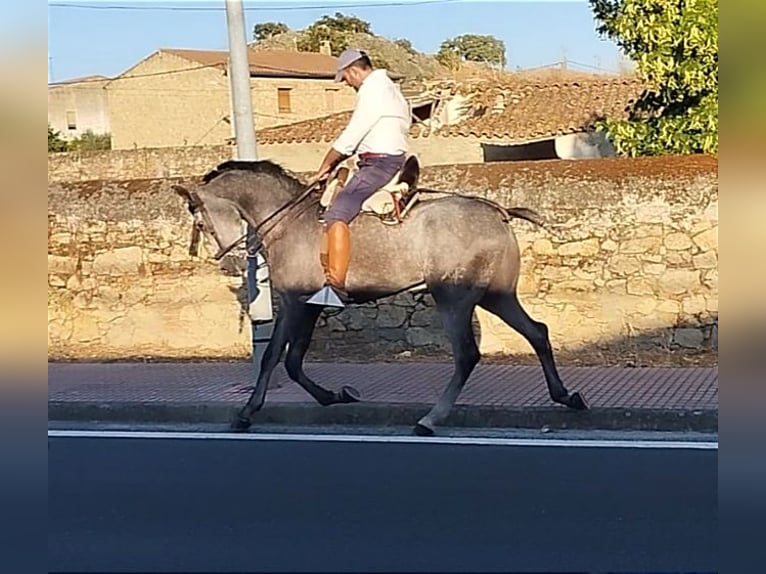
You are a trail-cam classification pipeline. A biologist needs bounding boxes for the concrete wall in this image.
[48,156,718,360]
[105,51,357,150]
[48,136,486,184]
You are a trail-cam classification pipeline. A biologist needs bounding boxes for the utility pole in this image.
[225,0,256,159]
[224,0,273,381]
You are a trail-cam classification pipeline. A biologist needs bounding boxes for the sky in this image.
[46,0,625,83]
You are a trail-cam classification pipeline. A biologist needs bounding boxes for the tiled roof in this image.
[161,48,339,79]
[436,78,644,140]
[256,77,645,144]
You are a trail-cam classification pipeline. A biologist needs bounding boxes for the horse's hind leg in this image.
[415,285,482,436]
[479,291,588,410]
[284,303,360,406]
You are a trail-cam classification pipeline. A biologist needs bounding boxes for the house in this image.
[103,48,362,150]
[48,75,111,140]
[251,76,644,170]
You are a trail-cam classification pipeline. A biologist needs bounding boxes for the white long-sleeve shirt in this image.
[332,69,412,157]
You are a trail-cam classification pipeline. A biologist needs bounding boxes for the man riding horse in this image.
[307,48,412,305]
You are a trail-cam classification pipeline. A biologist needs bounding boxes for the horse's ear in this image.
[172,184,202,210]
[172,184,192,201]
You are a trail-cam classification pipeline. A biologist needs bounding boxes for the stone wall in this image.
[48,135,486,184]
[48,155,718,360]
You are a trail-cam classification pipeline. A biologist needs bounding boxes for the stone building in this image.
[48,75,111,140]
[103,48,362,150]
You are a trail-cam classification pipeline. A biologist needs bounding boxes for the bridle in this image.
[178,180,321,261]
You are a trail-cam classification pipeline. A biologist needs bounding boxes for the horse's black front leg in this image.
[231,300,291,432]
[283,303,360,406]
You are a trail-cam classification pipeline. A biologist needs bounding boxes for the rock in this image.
[620,236,661,254]
[643,263,666,275]
[608,255,641,276]
[692,227,718,252]
[658,269,699,296]
[627,278,654,296]
[657,300,680,314]
[92,246,143,275]
[406,327,438,347]
[532,238,555,256]
[674,328,704,348]
[377,305,409,328]
[665,251,692,266]
[49,275,66,287]
[558,238,599,257]
[601,239,618,251]
[557,279,595,292]
[410,308,437,328]
[48,254,78,276]
[664,232,693,251]
[682,295,707,317]
[692,251,717,270]
[606,279,627,294]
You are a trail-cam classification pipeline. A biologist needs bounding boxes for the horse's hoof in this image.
[414,422,435,437]
[231,416,252,432]
[568,391,589,411]
[340,385,361,403]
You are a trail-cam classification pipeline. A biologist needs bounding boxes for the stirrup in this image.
[306,285,348,308]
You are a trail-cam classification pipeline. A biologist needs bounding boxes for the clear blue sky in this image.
[46,0,624,83]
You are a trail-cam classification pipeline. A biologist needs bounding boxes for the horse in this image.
[172,159,588,436]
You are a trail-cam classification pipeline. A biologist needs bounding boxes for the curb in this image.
[48,401,718,433]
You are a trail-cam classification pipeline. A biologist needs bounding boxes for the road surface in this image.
[48,429,717,573]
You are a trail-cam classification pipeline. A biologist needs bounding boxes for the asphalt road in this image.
[48,432,717,573]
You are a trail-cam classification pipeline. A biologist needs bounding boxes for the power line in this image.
[49,0,457,12]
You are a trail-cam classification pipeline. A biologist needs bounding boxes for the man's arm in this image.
[331,96,379,157]
[312,147,346,185]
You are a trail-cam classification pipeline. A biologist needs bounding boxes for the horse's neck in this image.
[230,174,300,229]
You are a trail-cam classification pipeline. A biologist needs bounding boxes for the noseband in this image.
[183,181,320,261]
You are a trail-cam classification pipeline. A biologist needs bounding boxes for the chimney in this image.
[319,40,332,56]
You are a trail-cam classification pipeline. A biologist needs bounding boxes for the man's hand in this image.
[309,147,346,188]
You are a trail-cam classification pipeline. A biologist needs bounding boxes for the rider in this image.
[309,48,412,302]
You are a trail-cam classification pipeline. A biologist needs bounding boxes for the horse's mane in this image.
[201,159,304,191]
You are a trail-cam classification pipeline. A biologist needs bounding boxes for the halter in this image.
[181,180,321,261]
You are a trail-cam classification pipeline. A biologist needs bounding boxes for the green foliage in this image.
[253,22,289,42]
[297,12,373,55]
[48,125,69,152]
[69,130,112,152]
[436,34,506,69]
[589,0,718,156]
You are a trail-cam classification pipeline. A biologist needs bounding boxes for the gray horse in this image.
[172,160,588,436]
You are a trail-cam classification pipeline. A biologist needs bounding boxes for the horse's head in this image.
[172,184,247,261]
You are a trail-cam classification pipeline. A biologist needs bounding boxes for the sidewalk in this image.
[48,361,718,432]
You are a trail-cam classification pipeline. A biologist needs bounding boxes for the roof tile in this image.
[161,48,339,79]
[256,77,645,144]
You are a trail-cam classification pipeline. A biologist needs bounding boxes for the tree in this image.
[589,0,718,156]
[253,22,289,42]
[69,130,111,152]
[436,34,506,69]
[48,125,68,152]
[394,38,416,55]
[297,12,373,55]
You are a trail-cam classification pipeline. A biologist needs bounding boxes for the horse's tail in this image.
[503,206,546,228]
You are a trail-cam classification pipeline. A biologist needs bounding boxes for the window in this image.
[277,88,291,113]
[66,110,77,130]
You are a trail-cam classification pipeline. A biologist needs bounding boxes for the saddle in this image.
[318,154,421,225]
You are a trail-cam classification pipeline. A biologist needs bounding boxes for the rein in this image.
[185,180,321,261]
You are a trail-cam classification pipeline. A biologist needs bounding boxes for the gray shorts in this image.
[323,154,406,226]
